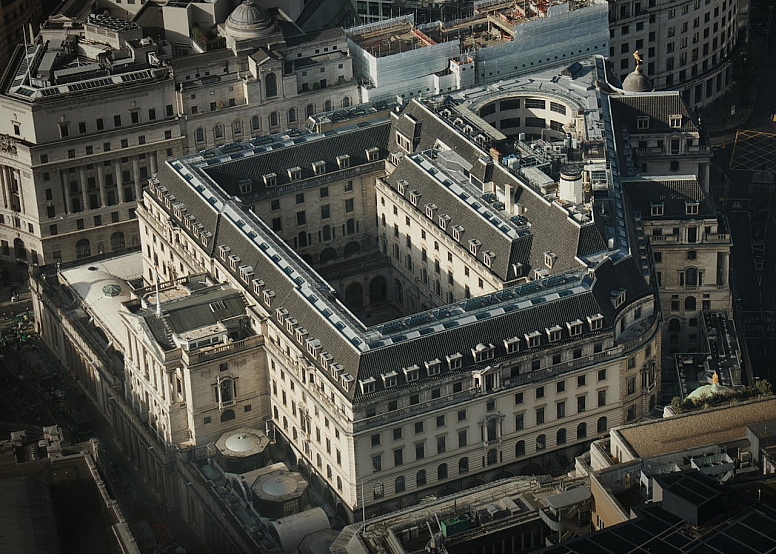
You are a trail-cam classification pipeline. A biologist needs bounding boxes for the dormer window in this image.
[251,278,264,294]
[396,132,411,152]
[263,173,277,187]
[341,373,354,390]
[446,352,463,370]
[425,203,437,219]
[483,250,495,268]
[360,377,376,394]
[452,225,465,241]
[567,319,584,337]
[587,313,605,330]
[610,289,627,309]
[239,265,254,282]
[381,371,399,388]
[544,251,557,269]
[546,325,563,342]
[685,201,699,215]
[228,254,241,269]
[438,214,451,230]
[525,330,542,348]
[403,365,420,381]
[320,351,333,370]
[365,147,380,161]
[218,244,231,260]
[239,179,252,194]
[669,114,682,128]
[637,116,649,130]
[397,179,408,195]
[330,362,343,378]
[471,343,495,363]
[285,317,298,333]
[650,203,664,216]
[424,359,442,376]
[263,289,275,306]
[312,161,326,175]
[410,190,421,206]
[336,154,350,169]
[504,336,520,354]
[288,167,302,181]
[306,338,322,356]
[389,151,404,165]
[275,308,288,324]
[469,238,481,255]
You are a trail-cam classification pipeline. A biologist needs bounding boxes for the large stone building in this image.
[31,56,723,546]
[0,1,358,266]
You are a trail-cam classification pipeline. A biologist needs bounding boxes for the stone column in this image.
[0,166,8,208]
[60,170,71,214]
[96,164,105,207]
[13,169,24,214]
[113,160,122,203]
[150,152,158,175]
[132,157,142,203]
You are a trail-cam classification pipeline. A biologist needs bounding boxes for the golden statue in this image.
[633,50,643,66]
[712,371,719,386]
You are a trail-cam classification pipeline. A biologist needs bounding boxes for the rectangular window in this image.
[536,407,545,425]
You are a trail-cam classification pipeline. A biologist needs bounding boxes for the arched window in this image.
[220,409,235,423]
[282,416,288,430]
[265,72,278,97]
[292,427,298,440]
[343,96,351,108]
[306,104,315,117]
[577,422,587,439]
[416,469,426,487]
[394,279,403,303]
[459,457,469,473]
[322,225,331,241]
[270,112,279,127]
[195,127,205,142]
[685,296,696,311]
[110,231,125,251]
[557,428,566,445]
[597,416,608,433]
[487,448,498,465]
[273,406,279,419]
[219,378,234,403]
[233,120,242,135]
[214,124,224,139]
[685,267,698,286]
[437,463,448,480]
[395,475,405,492]
[288,108,297,124]
[536,434,546,450]
[345,218,355,235]
[251,115,261,131]
[76,238,91,259]
[337,476,342,491]
[298,231,308,248]
[515,440,525,456]
[668,318,681,332]
[324,100,332,112]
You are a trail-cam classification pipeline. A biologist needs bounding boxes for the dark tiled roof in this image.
[622,177,714,219]
[610,93,698,134]
[285,27,345,47]
[169,49,235,71]
[202,122,391,195]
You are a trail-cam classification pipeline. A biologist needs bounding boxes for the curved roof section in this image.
[224,0,275,41]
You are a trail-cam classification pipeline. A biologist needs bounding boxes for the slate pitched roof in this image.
[622,177,715,219]
[610,93,698,134]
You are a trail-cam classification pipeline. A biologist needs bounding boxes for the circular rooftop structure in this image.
[262,473,299,496]
[225,0,275,41]
[215,427,271,473]
[622,63,653,93]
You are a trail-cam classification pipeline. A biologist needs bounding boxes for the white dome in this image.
[225,0,274,40]
[224,432,262,453]
[262,474,298,496]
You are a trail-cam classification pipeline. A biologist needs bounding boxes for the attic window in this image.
[685,201,699,215]
[446,352,464,370]
[403,365,420,381]
[504,336,520,354]
[544,251,557,269]
[650,203,664,216]
[587,313,604,330]
[669,114,682,128]
[319,351,333,369]
[341,373,354,389]
[452,225,465,241]
[228,254,241,270]
[288,167,302,181]
[610,289,627,309]
[262,289,275,306]
[365,147,380,161]
[637,116,649,130]
[438,214,451,230]
[312,161,326,175]
[425,203,437,218]
[546,325,563,342]
[306,338,322,356]
[285,317,298,333]
[239,179,252,194]
[209,300,227,312]
[360,377,376,394]
[525,330,542,348]
[483,250,495,268]
[471,343,495,363]
[409,190,421,206]
[275,308,288,324]
[251,278,264,294]
[567,319,584,337]
[425,359,442,376]
[381,371,399,388]
[336,154,351,169]
[218,244,231,260]
[396,132,411,152]
[238,265,254,282]
[263,173,277,187]
[469,238,481,255]
[389,151,404,165]
[295,328,309,343]
[397,179,408,195]
[330,362,343,378]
